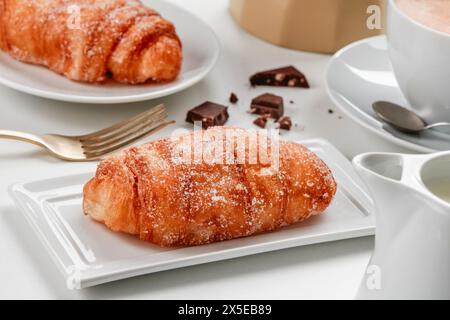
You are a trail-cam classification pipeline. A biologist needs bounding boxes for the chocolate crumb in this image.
[328,109,334,114]
[253,115,269,129]
[229,93,239,104]
[277,116,292,130]
[289,100,294,104]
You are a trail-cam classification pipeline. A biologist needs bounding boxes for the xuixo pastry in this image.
[83,127,337,247]
[0,0,182,83]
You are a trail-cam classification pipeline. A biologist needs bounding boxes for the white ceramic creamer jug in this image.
[353,152,450,300]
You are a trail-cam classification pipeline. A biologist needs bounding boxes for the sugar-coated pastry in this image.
[0,0,182,83]
[83,127,337,247]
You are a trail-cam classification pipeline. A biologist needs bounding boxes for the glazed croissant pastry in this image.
[83,127,337,247]
[0,0,182,83]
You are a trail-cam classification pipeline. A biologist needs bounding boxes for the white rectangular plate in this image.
[9,139,375,289]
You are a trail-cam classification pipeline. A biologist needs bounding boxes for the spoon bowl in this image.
[372,101,450,134]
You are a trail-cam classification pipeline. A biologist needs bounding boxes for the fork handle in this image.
[0,130,46,147]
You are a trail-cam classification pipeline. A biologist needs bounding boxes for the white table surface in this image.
[0,0,413,300]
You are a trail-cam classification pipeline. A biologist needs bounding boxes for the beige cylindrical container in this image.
[230,0,386,53]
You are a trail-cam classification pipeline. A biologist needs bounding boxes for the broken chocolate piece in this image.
[186,101,229,129]
[250,93,284,119]
[253,116,268,129]
[250,66,309,88]
[229,92,239,104]
[277,116,292,131]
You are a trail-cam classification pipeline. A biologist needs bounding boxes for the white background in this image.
[0,0,411,299]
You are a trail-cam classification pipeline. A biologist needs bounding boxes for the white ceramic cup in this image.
[387,0,450,125]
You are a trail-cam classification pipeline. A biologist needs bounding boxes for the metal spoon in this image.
[372,101,450,133]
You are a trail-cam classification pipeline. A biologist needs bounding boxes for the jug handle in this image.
[352,152,427,192]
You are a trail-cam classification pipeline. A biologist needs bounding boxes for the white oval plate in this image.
[326,35,450,153]
[0,0,220,104]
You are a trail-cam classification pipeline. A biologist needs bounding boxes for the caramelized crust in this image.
[83,128,337,247]
[0,0,182,83]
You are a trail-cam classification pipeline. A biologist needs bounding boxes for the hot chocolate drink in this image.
[396,0,450,35]
[388,0,450,126]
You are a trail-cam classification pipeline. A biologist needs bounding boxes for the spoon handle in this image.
[424,122,450,130]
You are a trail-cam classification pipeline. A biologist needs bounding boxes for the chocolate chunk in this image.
[277,116,292,131]
[250,66,309,88]
[186,101,229,129]
[229,92,239,104]
[250,93,284,119]
[253,114,269,129]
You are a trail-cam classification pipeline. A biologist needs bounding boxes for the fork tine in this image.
[83,108,167,144]
[83,120,175,159]
[81,111,168,151]
[80,112,167,148]
[81,104,166,141]
[79,104,166,141]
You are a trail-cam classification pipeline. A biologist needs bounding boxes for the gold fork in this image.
[0,104,175,161]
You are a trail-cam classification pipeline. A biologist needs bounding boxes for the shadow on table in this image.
[2,204,374,299]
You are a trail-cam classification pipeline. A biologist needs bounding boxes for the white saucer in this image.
[0,0,220,104]
[326,35,450,153]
